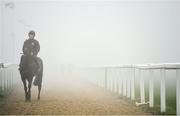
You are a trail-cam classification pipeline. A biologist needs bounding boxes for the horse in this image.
[19,54,43,102]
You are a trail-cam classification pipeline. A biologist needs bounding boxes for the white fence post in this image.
[2,69,4,91]
[176,69,180,115]
[113,69,116,92]
[109,69,111,91]
[2,69,5,90]
[118,68,122,95]
[160,69,166,113]
[7,68,9,89]
[149,70,154,107]
[131,67,135,100]
[123,69,127,96]
[105,68,107,89]
[107,69,110,90]
[127,68,131,98]
[115,69,119,93]
[11,69,13,88]
[0,68,2,91]
[111,69,113,91]
[108,69,111,91]
[139,69,145,103]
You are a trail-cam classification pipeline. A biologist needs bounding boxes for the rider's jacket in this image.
[23,38,40,56]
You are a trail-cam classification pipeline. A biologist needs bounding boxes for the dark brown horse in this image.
[19,55,43,102]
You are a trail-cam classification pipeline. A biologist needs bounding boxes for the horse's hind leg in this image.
[22,78,28,101]
[36,58,43,100]
[37,84,41,100]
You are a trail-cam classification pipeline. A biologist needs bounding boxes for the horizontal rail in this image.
[80,63,180,115]
[85,63,180,69]
[0,63,18,68]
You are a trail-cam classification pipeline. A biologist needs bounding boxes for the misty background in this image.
[0,0,180,77]
[0,1,179,114]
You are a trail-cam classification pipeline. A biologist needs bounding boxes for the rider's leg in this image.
[34,56,40,71]
[19,55,25,71]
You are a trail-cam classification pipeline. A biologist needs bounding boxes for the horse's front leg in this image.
[27,78,33,101]
[22,78,28,101]
[37,84,41,100]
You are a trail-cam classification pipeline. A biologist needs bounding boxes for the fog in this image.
[14,0,180,64]
[0,0,180,78]
[0,2,179,113]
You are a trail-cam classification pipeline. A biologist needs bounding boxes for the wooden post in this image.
[160,69,166,113]
[149,70,154,107]
[176,69,180,115]
[139,69,145,103]
[131,67,135,100]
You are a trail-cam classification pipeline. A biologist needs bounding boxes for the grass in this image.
[134,71,176,115]
[0,87,12,98]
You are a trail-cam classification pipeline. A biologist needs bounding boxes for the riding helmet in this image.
[28,30,35,36]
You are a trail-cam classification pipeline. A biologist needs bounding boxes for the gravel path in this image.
[0,77,151,115]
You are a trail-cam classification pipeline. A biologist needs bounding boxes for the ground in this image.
[0,77,151,115]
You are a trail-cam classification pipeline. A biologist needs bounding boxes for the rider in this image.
[19,30,40,75]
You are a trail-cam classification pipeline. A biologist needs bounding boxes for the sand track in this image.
[0,77,150,115]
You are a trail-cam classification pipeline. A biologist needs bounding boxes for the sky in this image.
[1,0,180,68]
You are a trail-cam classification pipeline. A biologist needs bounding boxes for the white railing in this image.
[79,63,180,115]
[0,63,19,94]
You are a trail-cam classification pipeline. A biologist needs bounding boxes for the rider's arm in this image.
[37,41,40,53]
[34,41,40,56]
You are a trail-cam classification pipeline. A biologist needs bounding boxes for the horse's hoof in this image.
[25,98,31,102]
[25,99,31,102]
[27,100,31,102]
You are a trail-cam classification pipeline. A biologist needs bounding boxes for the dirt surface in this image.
[0,77,151,115]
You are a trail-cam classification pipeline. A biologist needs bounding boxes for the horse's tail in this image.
[33,57,43,86]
